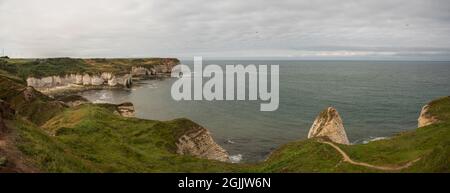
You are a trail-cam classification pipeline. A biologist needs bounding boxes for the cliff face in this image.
[131,61,176,77]
[176,125,229,162]
[26,73,133,91]
[308,107,350,145]
[418,104,439,127]
[24,58,179,92]
[131,67,153,77]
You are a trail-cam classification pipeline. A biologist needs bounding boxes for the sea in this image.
[78,60,450,163]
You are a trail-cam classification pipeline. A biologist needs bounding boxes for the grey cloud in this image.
[0,0,450,59]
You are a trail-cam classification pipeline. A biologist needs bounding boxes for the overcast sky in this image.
[1,0,450,60]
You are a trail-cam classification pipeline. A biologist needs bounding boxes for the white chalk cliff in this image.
[27,73,133,90]
[308,107,350,145]
[26,62,178,91]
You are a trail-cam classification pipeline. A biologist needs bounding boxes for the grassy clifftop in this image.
[0,57,180,79]
[427,96,450,122]
[259,97,450,172]
[336,97,450,172]
[0,69,449,172]
[14,105,241,172]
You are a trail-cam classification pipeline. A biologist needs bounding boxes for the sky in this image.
[1,0,450,60]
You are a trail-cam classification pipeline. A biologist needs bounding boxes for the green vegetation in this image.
[1,71,239,172]
[13,106,242,172]
[53,95,89,104]
[0,76,65,125]
[336,97,450,172]
[0,57,179,79]
[256,97,450,172]
[254,140,380,172]
[427,96,450,121]
[0,156,6,166]
[0,58,89,79]
[0,68,449,172]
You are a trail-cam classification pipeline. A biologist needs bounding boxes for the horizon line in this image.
[2,56,450,62]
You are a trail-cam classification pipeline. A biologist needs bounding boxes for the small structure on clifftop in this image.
[308,107,350,145]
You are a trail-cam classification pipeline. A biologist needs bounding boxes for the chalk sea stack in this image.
[308,107,350,145]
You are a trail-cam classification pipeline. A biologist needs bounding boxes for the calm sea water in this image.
[79,60,450,162]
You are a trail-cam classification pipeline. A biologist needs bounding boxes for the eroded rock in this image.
[176,125,229,162]
[308,107,350,145]
[116,102,135,117]
[131,67,153,77]
[418,104,439,127]
[23,87,37,102]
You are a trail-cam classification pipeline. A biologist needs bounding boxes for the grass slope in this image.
[0,76,65,125]
[12,105,241,172]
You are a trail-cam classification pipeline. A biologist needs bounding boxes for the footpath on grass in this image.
[318,140,421,171]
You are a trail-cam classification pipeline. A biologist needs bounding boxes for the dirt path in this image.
[0,121,38,173]
[319,140,420,171]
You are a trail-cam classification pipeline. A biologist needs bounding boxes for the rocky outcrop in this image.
[308,107,350,145]
[131,59,178,77]
[131,65,172,77]
[176,125,229,162]
[418,104,439,127]
[153,60,177,74]
[23,87,37,102]
[131,67,154,77]
[26,73,133,91]
[115,102,135,118]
